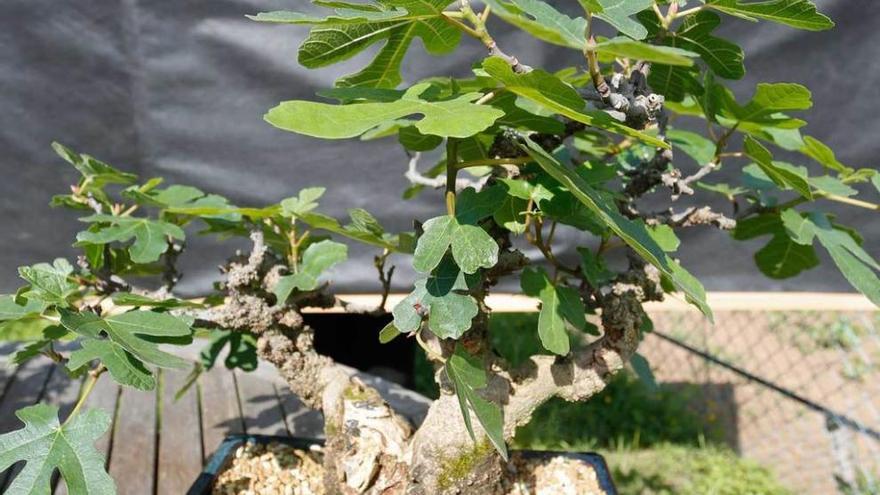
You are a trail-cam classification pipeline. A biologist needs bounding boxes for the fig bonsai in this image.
[1,0,877,494]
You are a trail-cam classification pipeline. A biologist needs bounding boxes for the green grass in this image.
[606,444,791,495]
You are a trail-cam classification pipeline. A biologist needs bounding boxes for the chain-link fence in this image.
[640,305,880,494]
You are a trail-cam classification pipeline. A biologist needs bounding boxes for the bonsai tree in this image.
[1,0,877,493]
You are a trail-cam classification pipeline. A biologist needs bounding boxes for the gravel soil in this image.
[213,441,324,495]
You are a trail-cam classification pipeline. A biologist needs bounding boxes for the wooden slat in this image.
[55,376,120,495]
[108,386,157,495]
[277,386,324,438]
[200,366,244,459]
[157,369,203,494]
[235,369,289,436]
[0,356,54,491]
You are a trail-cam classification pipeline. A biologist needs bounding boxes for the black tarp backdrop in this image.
[1,0,877,295]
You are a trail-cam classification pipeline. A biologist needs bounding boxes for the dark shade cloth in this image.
[1,0,877,295]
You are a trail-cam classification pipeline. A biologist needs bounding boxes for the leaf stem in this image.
[674,5,705,19]
[474,91,497,105]
[584,15,612,104]
[454,157,532,171]
[416,329,446,363]
[756,190,880,220]
[120,205,139,217]
[453,0,530,72]
[440,14,481,39]
[63,364,106,427]
[532,218,578,275]
[446,139,459,216]
[820,193,880,211]
[652,3,669,29]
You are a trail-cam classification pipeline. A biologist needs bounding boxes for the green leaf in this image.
[491,92,566,134]
[268,0,460,88]
[743,136,813,199]
[347,208,386,237]
[455,186,507,225]
[247,6,409,25]
[522,138,712,318]
[578,247,616,288]
[378,322,401,343]
[392,258,479,339]
[413,215,458,274]
[18,259,78,307]
[60,310,191,370]
[398,126,443,151]
[413,215,498,275]
[52,141,137,186]
[481,0,587,49]
[266,83,503,139]
[521,267,568,355]
[800,136,849,173]
[754,229,820,279]
[77,215,185,264]
[725,83,812,122]
[295,210,405,251]
[807,214,880,306]
[0,296,46,322]
[274,240,348,303]
[579,0,605,14]
[125,185,242,223]
[481,57,669,148]
[280,187,326,217]
[667,128,716,165]
[733,213,819,278]
[521,267,586,355]
[105,310,193,337]
[649,11,745,79]
[648,65,703,102]
[110,293,203,309]
[451,225,500,274]
[596,37,698,66]
[706,0,833,31]
[0,403,115,495]
[493,196,529,234]
[68,339,156,390]
[556,286,588,333]
[595,0,653,39]
[630,353,657,390]
[780,209,815,245]
[648,224,681,252]
[809,176,857,198]
[10,327,67,367]
[445,347,508,460]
